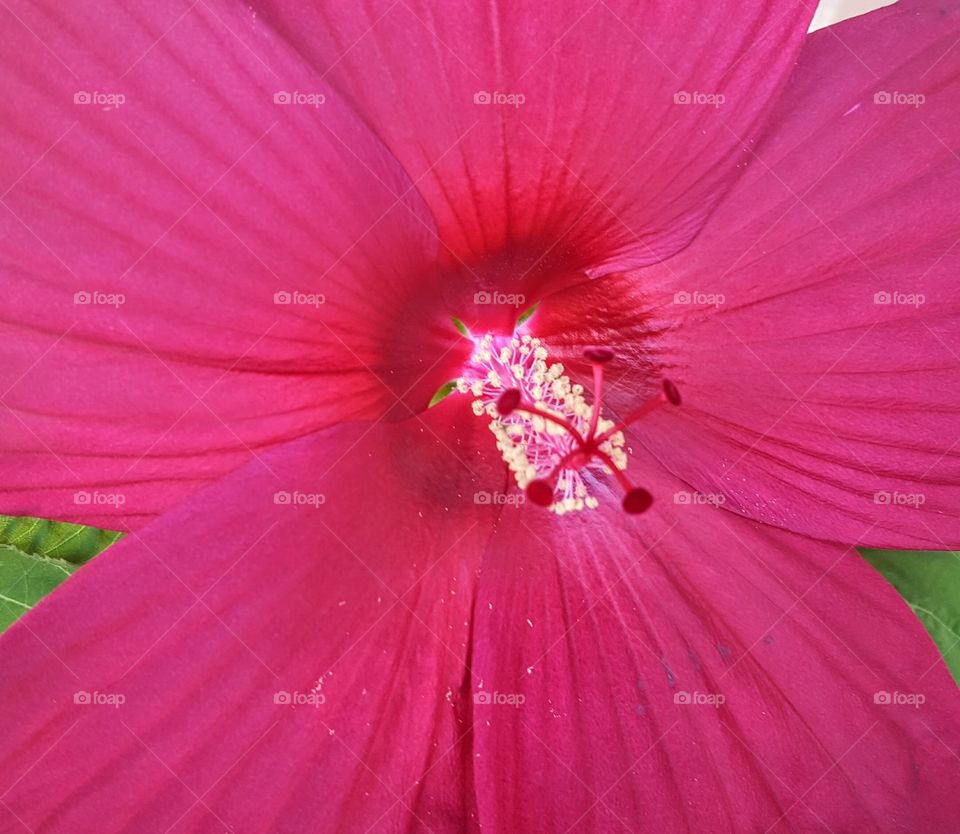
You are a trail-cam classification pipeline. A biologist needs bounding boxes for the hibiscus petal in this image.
[0,0,452,527]
[534,1,960,548]
[470,458,960,832]
[254,0,815,284]
[0,401,498,832]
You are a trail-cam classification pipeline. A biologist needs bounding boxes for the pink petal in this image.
[0,401,497,832]
[535,1,960,548]
[470,456,960,831]
[256,0,815,282]
[0,1,458,527]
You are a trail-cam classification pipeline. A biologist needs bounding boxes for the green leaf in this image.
[0,544,79,631]
[862,549,960,685]
[450,315,470,338]
[0,515,122,635]
[0,514,121,565]
[428,380,459,408]
[516,301,540,327]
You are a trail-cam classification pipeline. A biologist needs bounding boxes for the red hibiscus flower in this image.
[1,1,959,831]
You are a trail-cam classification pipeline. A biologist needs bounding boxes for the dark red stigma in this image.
[500,347,681,516]
[622,488,654,514]
[583,346,615,364]
[663,379,682,406]
[526,479,555,507]
[496,388,522,416]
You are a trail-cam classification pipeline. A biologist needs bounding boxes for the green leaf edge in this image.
[516,300,540,327]
[0,514,122,565]
[0,543,80,631]
[861,548,960,686]
[428,380,459,408]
